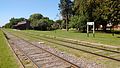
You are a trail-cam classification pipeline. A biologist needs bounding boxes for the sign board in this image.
[87,22,94,25]
[87,22,95,37]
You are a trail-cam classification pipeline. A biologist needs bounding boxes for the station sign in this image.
[87,22,94,25]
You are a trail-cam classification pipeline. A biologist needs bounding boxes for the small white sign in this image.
[87,22,94,25]
[87,22,95,37]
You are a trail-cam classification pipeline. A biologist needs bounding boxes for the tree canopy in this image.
[69,0,120,32]
[28,13,54,30]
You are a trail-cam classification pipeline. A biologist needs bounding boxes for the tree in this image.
[29,13,43,21]
[110,0,120,26]
[28,13,54,30]
[71,0,88,32]
[29,13,43,28]
[59,0,73,31]
[43,17,49,19]
[73,0,120,32]
[93,0,120,31]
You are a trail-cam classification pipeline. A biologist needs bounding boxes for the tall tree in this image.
[59,0,73,31]
[93,0,120,31]
[73,0,120,32]
[110,0,120,26]
[70,0,87,32]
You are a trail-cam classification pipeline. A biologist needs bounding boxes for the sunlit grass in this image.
[21,29,120,46]
[0,29,18,68]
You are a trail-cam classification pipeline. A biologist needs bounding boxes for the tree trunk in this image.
[66,19,68,31]
[102,23,107,32]
[112,25,115,36]
[66,15,69,31]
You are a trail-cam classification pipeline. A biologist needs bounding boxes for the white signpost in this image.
[87,22,95,37]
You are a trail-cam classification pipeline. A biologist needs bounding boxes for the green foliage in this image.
[38,19,54,30]
[28,13,55,30]
[54,20,63,29]
[27,13,55,30]
[69,15,87,32]
[35,19,48,30]
[29,13,43,21]
[93,0,120,31]
[29,13,43,28]
[3,23,12,28]
[109,0,120,25]
[55,20,63,25]
[43,17,49,19]
[70,0,88,32]
[3,13,55,31]
[59,0,73,19]
[71,0,120,32]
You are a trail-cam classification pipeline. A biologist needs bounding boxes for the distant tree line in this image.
[3,18,27,28]
[3,13,63,31]
[59,0,120,32]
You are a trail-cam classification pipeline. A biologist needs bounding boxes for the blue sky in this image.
[0,0,60,27]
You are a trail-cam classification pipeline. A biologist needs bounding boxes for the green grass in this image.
[4,29,120,68]
[0,29,18,68]
[23,29,120,46]
[5,29,120,46]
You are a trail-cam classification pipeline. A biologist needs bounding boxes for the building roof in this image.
[14,21,28,26]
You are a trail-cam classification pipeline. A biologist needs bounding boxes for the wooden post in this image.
[93,24,95,37]
[87,25,89,37]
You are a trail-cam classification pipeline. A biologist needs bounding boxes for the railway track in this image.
[3,31,84,68]
[11,30,120,62]
[24,32,120,53]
